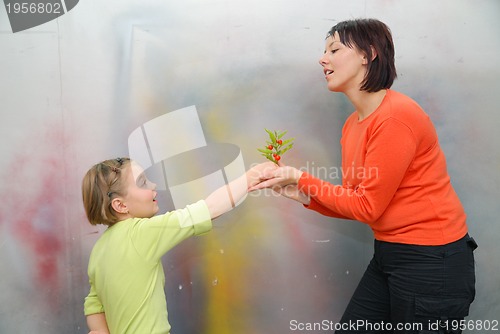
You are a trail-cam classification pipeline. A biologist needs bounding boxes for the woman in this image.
[252,18,476,333]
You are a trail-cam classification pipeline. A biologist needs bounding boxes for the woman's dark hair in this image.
[327,18,397,92]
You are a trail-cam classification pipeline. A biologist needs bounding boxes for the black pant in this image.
[336,234,477,334]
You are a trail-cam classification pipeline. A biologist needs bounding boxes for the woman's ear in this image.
[362,46,378,64]
[369,45,378,61]
[111,198,129,214]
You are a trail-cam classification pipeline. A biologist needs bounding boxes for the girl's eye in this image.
[137,178,148,188]
[331,49,338,54]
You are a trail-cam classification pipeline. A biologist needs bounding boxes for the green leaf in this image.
[281,144,293,155]
[277,130,287,139]
[261,129,295,164]
[265,129,277,143]
[267,158,277,163]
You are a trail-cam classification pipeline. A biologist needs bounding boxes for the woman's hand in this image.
[246,161,280,189]
[249,163,309,204]
[249,164,303,191]
[272,183,311,205]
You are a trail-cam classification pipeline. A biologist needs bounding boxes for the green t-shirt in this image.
[84,200,212,334]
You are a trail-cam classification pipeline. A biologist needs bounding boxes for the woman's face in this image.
[319,32,367,93]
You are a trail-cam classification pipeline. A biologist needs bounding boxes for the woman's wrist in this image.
[294,168,304,184]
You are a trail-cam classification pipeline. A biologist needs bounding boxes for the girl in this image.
[251,18,476,333]
[82,157,273,333]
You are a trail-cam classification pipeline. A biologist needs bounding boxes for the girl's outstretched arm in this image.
[205,161,277,219]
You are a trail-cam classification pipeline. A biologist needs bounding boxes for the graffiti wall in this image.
[1,0,499,333]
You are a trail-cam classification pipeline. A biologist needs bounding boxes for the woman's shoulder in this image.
[372,90,438,142]
[386,89,423,110]
[383,90,430,123]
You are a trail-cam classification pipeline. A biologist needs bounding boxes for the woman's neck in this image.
[345,89,388,121]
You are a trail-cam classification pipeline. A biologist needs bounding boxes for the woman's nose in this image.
[319,54,328,66]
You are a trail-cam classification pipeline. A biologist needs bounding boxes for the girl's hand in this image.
[88,331,109,334]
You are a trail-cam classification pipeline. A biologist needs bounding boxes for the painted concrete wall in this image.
[1,0,499,333]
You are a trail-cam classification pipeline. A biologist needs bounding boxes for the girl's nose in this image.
[146,179,156,190]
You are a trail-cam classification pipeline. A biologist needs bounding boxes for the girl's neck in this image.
[345,89,388,121]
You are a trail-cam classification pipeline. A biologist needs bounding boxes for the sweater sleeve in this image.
[298,118,417,224]
[304,196,351,220]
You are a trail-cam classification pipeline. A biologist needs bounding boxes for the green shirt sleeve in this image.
[84,277,104,315]
[130,200,212,262]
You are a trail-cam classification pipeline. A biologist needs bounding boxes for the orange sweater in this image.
[298,89,467,245]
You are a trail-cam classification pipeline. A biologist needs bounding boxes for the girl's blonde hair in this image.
[82,157,131,226]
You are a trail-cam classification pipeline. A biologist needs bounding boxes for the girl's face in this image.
[319,32,367,93]
[121,161,159,219]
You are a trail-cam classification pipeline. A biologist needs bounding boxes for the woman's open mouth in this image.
[324,69,333,77]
